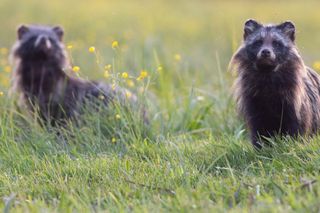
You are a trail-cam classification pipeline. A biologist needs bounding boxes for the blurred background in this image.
[1,0,320,84]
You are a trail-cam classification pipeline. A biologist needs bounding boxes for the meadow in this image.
[1,0,320,212]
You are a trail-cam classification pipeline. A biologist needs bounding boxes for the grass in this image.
[1,0,320,212]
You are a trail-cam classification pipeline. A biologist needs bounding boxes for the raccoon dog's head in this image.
[13,25,65,62]
[241,19,296,71]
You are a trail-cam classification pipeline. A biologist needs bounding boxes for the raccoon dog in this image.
[11,25,138,126]
[231,20,320,148]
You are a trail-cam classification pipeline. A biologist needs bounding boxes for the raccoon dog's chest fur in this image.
[231,20,320,148]
[10,25,134,126]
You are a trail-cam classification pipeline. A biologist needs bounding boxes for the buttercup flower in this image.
[125,91,132,98]
[174,54,181,62]
[140,70,148,78]
[72,66,80,73]
[112,41,119,49]
[88,46,95,53]
[4,66,11,73]
[121,72,128,79]
[313,61,320,71]
[105,64,112,70]
[0,48,8,55]
[104,71,110,79]
[137,70,148,81]
[127,80,135,87]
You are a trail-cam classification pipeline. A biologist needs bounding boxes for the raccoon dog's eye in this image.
[272,40,283,48]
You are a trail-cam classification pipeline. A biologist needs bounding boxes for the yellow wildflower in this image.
[0,76,9,87]
[115,114,121,119]
[4,66,11,73]
[157,66,163,72]
[105,64,112,70]
[104,71,110,79]
[111,137,116,143]
[313,61,320,71]
[112,41,119,49]
[88,46,95,53]
[0,48,8,55]
[140,70,148,78]
[72,66,80,73]
[174,54,181,62]
[127,79,135,87]
[125,91,132,98]
[137,70,148,81]
[67,45,73,49]
[121,72,128,79]
[0,91,3,96]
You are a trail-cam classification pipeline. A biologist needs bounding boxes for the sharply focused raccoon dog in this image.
[231,20,320,148]
[10,25,139,126]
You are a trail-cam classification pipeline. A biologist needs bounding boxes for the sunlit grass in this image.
[1,0,320,212]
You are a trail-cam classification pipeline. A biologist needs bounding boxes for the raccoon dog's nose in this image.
[261,49,271,58]
[34,35,52,49]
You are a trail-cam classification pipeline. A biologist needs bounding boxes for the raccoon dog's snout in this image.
[260,49,271,58]
[34,35,52,50]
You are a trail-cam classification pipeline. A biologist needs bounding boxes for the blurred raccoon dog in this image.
[230,20,320,149]
[10,25,140,126]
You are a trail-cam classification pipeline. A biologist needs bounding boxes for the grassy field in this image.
[1,0,320,212]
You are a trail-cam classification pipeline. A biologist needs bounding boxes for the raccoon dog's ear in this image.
[277,21,295,42]
[244,19,262,40]
[52,26,64,41]
[17,25,29,40]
